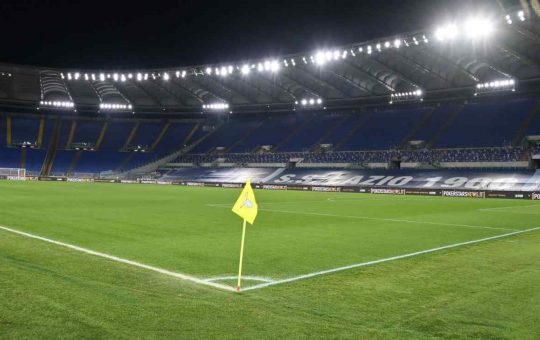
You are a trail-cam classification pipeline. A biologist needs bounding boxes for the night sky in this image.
[0,0,523,69]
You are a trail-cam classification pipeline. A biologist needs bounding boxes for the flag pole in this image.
[236,219,247,293]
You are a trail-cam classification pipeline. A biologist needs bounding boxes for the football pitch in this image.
[1,181,539,338]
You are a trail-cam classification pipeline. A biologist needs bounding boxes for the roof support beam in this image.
[419,48,480,83]
[190,76,249,103]
[265,73,320,98]
[342,59,395,92]
[148,79,187,106]
[323,66,376,96]
[210,76,262,103]
[495,42,540,73]
[292,66,351,97]
[368,55,422,89]
[249,73,297,101]
[388,50,454,87]
[183,77,228,103]
[125,82,162,106]
[168,79,205,104]
[229,74,281,102]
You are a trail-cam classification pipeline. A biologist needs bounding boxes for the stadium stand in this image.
[2,96,540,177]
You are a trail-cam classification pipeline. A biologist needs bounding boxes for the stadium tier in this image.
[1,95,540,177]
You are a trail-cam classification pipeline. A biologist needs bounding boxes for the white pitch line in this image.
[204,275,276,283]
[479,204,540,213]
[0,225,236,292]
[244,207,517,232]
[241,226,540,292]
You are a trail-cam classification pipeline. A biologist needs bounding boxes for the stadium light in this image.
[390,89,423,104]
[163,72,170,81]
[40,100,75,109]
[435,24,458,42]
[298,97,323,107]
[475,78,516,95]
[464,17,494,40]
[315,51,326,65]
[202,102,229,111]
[241,65,250,75]
[100,103,132,111]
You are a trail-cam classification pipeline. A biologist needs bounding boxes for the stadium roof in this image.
[1,8,540,115]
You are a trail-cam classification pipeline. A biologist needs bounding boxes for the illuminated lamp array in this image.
[202,103,229,110]
[475,79,516,95]
[100,103,132,110]
[389,89,423,104]
[296,98,323,107]
[40,101,75,108]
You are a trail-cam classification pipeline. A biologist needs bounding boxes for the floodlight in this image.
[205,67,212,75]
[394,39,402,48]
[100,73,105,81]
[315,51,325,65]
[465,17,494,39]
[163,73,170,80]
[137,73,142,81]
[270,60,280,72]
[435,24,458,41]
[301,99,307,106]
[241,65,250,75]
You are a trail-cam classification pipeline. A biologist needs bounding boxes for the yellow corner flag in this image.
[232,180,258,225]
[232,180,258,292]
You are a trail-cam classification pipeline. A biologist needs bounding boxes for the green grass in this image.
[0,180,539,338]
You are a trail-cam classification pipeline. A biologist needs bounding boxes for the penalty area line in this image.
[241,226,540,292]
[0,225,236,293]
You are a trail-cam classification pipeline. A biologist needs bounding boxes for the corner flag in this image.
[232,180,258,224]
[232,180,258,292]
